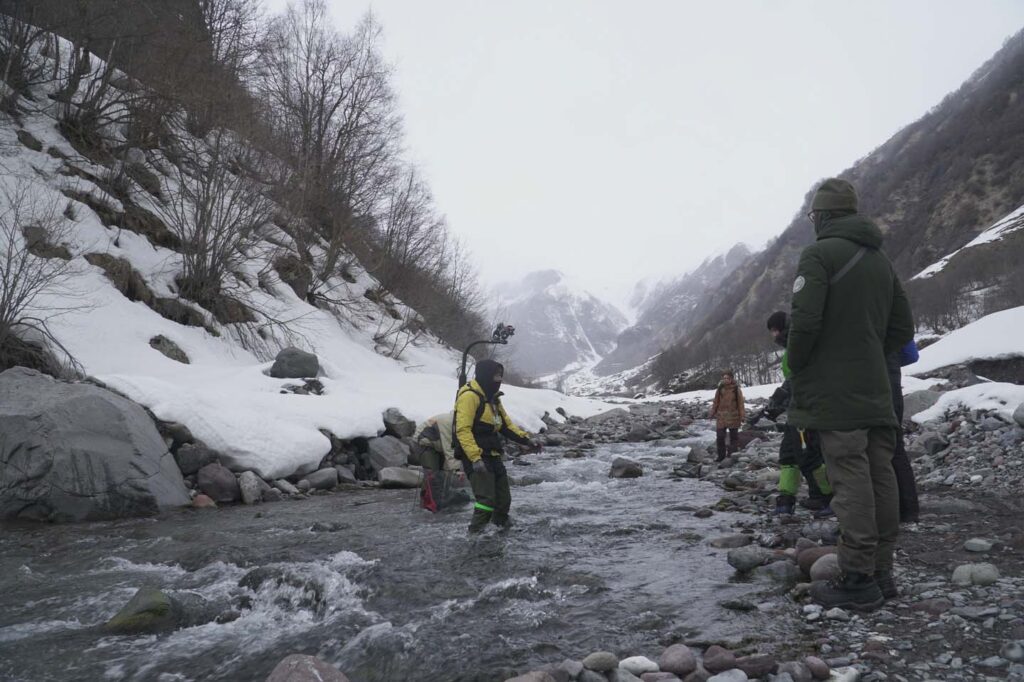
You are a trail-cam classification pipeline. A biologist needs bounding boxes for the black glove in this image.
[471,459,487,475]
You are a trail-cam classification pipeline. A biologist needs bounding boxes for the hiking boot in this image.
[812,503,835,518]
[799,494,832,511]
[809,572,884,612]
[873,571,898,599]
[773,494,796,516]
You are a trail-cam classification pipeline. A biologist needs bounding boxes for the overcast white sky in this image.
[265,0,1024,309]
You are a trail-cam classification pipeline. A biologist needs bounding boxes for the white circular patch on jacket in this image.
[792,276,806,294]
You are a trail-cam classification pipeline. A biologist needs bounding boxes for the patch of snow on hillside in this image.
[912,382,1024,424]
[913,204,1024,279]
[909,306,1024,375]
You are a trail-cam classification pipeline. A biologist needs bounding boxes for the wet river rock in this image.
[609,457,643,478]
[0,367,189,521]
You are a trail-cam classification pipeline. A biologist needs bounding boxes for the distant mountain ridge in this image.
[651,27,1024,385]
[593,243,752,377]
[495,270,628,378]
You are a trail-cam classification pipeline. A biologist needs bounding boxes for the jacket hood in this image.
[474,359,504,398]
[815,214,884,249]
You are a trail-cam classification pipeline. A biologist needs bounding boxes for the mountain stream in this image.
[0,435,778,681]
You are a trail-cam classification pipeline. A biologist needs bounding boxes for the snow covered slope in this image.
[913,204,1024,279]
[909,306,1024,376]
[494,270,628,379]
[0,42,609,480]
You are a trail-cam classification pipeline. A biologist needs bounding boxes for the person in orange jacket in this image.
[709,369,745,461]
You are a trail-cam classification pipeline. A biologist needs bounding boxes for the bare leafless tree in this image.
[259,1,399,280]
[199,0,264,84]
[374,167,445,280]
[158,129,275,308]
[51,37,138,152]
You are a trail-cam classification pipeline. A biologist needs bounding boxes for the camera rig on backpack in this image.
[457,323,515,387]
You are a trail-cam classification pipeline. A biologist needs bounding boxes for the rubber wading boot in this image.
[812,503,835,519]
[799,494,832,511]
[773,494,796,516]
[809,572,884,612]
[874,571,898,599]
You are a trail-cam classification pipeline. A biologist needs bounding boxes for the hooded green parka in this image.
[786,213,914,431]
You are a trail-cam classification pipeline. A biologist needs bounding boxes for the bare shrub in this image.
[52,40,137,162]
[158,129,274,311]
[259,1,399,281]
[0,9,48,107]
[0,179,82,371]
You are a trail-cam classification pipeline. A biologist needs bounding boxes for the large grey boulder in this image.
[104,587,177,634]
[197,462,241,503]
[269,347,319,379]
[378,467,422,488]
[0,368,189,522]
[382,408,416,438]
[902,390,942,420]
[238,471,263,505]
[1014,402,1024,428]
[367,436,409,473]
[586,408,630,424]
[306,467,339,490]
[609,457,643,478]
[173,442,218,476]
[658,644,697,676]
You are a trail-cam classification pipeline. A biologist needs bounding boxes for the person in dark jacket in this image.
[710,370,745,461]
[453,359,539,533]
[752,311,833,515]
[888,340,921,523]
[788,178,915,612]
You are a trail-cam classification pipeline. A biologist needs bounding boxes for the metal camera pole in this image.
[458,323,516,388]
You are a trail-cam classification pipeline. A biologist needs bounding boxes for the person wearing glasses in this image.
[787,178,914,611]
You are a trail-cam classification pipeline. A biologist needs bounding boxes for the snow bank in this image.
[912,382,1024,424]
[40,253,610,479]
[910,306,1024,375]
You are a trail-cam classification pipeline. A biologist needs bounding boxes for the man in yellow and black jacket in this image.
[454,358,539,532]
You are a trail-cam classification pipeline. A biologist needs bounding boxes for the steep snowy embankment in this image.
[908,306,1024,376]
[1,45,610,480]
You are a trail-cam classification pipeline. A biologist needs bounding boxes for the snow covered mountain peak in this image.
[493,270,628,380]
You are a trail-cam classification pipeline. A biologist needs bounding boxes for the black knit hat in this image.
[766,310,788,332]
[810,178,858,212]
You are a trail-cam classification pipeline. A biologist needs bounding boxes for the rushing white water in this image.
[0,439,776,681]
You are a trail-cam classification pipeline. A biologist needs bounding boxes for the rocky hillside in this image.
[495,270,628,379]
[595,243,751,377]
[654,28,1024,384]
